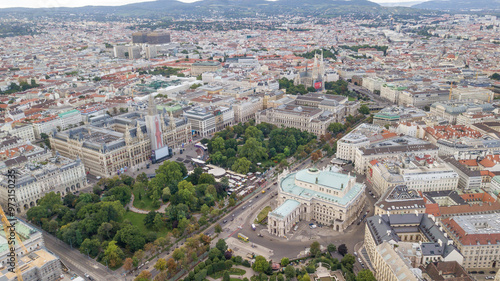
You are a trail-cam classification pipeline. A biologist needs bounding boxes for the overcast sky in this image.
[0,0,424,9]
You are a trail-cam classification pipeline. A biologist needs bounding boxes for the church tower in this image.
[145,94,165,150]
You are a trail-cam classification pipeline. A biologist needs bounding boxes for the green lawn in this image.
[132,185,158,211]
[123,211,169,237]
[348,96,356,101]
[255,206,272,224]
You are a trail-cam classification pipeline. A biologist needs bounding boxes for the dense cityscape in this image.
[1,1,500,281]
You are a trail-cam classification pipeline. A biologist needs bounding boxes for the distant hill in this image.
[0,0,380,17]
[413,0,500,10]
[378,1,426,7]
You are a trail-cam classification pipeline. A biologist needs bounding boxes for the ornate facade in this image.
[294,52,326,90]
[268,167,366,237]
[0,154,86,213]
[50,97,191,177]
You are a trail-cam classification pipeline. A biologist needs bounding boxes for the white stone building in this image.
[32,116,62,139]
[0,123,36,142]
[362,76,385,93]
[58,109,83,130]
[232,96,263,123]
[365,214,463,281]
[442,214,500,269]
[354,137,439,175]
[336,124,384,162]
[268,167,366,236]
[256,104,336,136]
[0,154,87,214]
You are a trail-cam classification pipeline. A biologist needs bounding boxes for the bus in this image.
[238,233,249,242]
[195,142,208,151]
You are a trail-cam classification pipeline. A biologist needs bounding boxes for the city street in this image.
[212,158,378,274]
[348,83,392,110]
[43,231,121,281]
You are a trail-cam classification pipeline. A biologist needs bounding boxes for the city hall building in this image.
[268,167,366,237]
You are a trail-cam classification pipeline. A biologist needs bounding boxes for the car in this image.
[232,214,235,217]
[242,206,246,209]
[357,221,361,225]
[354,252,357,256]
[180,150,183,154]
[249,200,253,203]
[223,220,228,223]
[231,218,234,221]
[470,271,477,274]
[490,271,497,274]
[486,277,494,280]
[358,258,362,263]
[258,233,263,237]
[256,195,259,198]
[479,271,485,274]
[96,176,101,180]
[84,274,90,278]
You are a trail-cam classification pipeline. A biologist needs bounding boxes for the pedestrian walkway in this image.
[126,194,169,214]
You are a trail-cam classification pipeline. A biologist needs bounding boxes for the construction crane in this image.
[0,205,27,281]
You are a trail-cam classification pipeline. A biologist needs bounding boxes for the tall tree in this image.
[154,258,167,272]
[338,244,348,256]
[356,269,376,281]
[238,138,267,163]
[231,157,252,174]
[134,270,152,281]
[124,257,134,272]
[252,256,270,273]
[216,239,228,253]
[310,241,321,257]
[103,241,124,268]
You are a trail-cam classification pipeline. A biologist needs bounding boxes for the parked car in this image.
[223,220,228,223]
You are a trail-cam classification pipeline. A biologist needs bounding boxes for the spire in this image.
[124,124,131,143]
[148,94,157,116]
[136,122,144,139]
[169,112,176,129]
